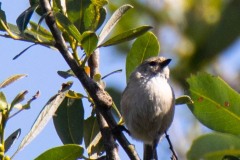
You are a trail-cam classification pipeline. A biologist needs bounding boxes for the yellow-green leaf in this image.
[0,74,27,89]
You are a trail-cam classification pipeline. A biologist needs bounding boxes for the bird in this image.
[121,56,175,160]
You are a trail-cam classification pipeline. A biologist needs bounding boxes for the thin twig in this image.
[165,132,178,160]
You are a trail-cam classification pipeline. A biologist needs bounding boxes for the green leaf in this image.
[66,0,87,33]
[98,4,133,45]
[99,26,153,47]
[5,128,21,152]
[0,92,7,111]
[83,0,107,31]
[187,133,240,160]
[84,116,104,158]
[81,31,98,56]
[16,5,37,32]
[0,74,27,89]
[57,70,76,79]
[55,12,82,42]
[53,97,84,144]
[13,82,72,156]
[126,31,160,82]
[27,21,53,42]
[0,2,7,31]
[83,4,98,31]
[91,0,108,7]
[34,144,84,160]
[187,72,240,135]
[175,95,194,105]
[29,0,43,16]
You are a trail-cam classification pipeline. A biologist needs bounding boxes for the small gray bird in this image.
[121,57,175,160]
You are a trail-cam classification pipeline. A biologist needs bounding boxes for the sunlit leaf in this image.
[84,4,98,31]
[84,116,104,158]
[55,12,82,42]
[91,0,108,7]
[187,133,240,160]
[26,21,54,43]
[34,144,84,160]
[5,129,21,153]
[126,31,160,82]
[16,5,37,32]
[13,82,72,156]
[53,97,84,144]
[99,26,153,47]
[93,74,101,82]
[83,0,107,31]
[66,90,84,99]
[81,31,98,56]
[175,95,194,105]
[0,74,27,89]
[11,90,28,109]
[187,72,240,135]
[98,4,133,45]
[0,92,7,111]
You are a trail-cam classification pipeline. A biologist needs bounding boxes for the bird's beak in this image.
[160,59,171,68]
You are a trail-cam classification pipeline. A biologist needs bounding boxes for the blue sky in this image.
[1,1,240,160]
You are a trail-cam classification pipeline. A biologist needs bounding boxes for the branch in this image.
[88,49,120,160]
[39,1,140,159]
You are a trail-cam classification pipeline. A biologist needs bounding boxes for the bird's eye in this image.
[149,61,157,66]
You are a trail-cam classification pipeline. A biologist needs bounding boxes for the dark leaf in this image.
[84,116,104,158]
[57,70,75,79]
[13,44,36,60]
[66,0,86,32]
[187,133,240,160]
[0,2,7,31]
[53,97,84,144]
[16,5,37,32]
[4,129,21,153]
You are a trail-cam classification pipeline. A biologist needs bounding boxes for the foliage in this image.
[187,73,240,159]
[0,0,240,160]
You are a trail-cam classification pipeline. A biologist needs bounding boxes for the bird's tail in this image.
[143,144,158,160]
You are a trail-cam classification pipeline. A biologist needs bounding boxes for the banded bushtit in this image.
[121,57,175,160]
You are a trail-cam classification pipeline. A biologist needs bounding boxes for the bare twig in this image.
[39,1,140,159]
[165,132,178,160]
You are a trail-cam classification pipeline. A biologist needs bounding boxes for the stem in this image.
[39,1,140,159]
